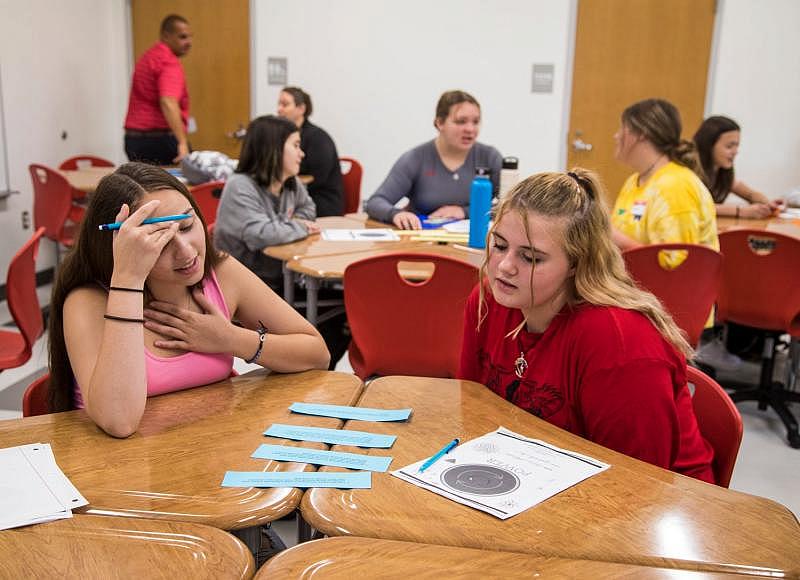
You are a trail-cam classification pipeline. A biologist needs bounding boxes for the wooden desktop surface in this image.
[0,370,362,530]
[717,215,800,238]
[287,243,484,279]
[258,536,744,579]
[0,515,254,579]
[301,376,800,577]
[61,166,115,193]
[263,215,389,262]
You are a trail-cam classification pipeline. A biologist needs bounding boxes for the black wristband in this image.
[245,321,268,364]
[109,286,145,293]
[104,314,145,323]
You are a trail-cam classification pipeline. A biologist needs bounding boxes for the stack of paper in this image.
[0,443,88,530]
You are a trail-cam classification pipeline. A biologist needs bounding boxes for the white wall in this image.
[0,0,129,276]
[253,0,574,198]
[707,0,800,198]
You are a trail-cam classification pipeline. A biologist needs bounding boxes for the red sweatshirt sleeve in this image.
[578,359,681,471]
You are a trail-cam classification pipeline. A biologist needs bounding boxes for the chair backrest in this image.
[344,252,478,378]
[686,365,743,488]
[58,155,114,170]
[6,227,46,365]
[717,229,800,333]
[22,373,51,417]
[623,243,722,347]
[29,164,74,242]
[339,157,363,214]
[189,180,225,228]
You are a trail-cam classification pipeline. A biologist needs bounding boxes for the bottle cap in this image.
[474,166,491,177]
[502,157,519,170]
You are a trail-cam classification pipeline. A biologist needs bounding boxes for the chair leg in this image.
[726,332,800,448]
[757,336,777,411]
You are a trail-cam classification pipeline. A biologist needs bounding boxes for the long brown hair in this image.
[693,115,740,203]
[48,162,223,412]
[477,169,692,357]
[622,98,703,177]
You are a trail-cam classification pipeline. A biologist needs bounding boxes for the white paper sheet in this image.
[0,443,87,531]
[392,427,609,520]
[321,229,400,241]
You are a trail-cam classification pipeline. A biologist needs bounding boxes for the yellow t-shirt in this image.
[613,161,719,328]
[612,161,719,255]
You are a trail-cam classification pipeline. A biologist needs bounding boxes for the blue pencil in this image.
[418,438,460,473]
[98,214,191,231]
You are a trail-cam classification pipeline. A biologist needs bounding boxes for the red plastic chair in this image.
[0,228,45,371]
[339,157,363,214]
[189,180,225,231]
[716,229,800,448]
[623,243,722,347]
[58,155,114,171]
[344,252,478,379]
[29,164,77,251]
[58,156,113,224]
[686,365,743,488]
[22,373,51,417]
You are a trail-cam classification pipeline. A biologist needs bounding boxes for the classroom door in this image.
[567,0,716,206]
[130,0,250,158]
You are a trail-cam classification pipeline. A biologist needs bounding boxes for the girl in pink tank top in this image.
[49,163,329,437]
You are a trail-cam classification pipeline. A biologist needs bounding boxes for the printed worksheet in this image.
[392,427,609,519]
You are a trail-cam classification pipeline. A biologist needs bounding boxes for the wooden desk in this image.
[301,377,800,577]
[258,536,742,579]
[0,371,362,532]
[61,166,115,193]
[286,243,482,325]
[264,215,371,304]
[0,515,254,579]
[717,215,800,239]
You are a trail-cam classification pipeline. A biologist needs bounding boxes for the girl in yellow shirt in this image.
[611,98,718,256]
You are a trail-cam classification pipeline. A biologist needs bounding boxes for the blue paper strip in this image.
[221,471,371,488]
[252,444,393,472]
[264,424,396,448]
[289,402,412,422]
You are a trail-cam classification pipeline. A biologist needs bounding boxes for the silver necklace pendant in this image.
[514,351,528,379]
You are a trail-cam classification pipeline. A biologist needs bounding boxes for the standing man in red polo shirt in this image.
[124,14,192,165]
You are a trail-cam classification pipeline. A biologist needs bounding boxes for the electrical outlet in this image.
[21,210,30,229]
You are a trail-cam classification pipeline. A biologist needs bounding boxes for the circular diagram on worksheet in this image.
[440,464,520,496]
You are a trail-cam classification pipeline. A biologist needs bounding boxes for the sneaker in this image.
[694,338,742,371]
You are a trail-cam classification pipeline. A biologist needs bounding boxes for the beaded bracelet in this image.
[104,314,145,324]
[245,321,268,364]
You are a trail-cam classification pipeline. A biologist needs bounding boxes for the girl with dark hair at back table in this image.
[48,162,329,438]
[277,86,345,217]
[214,115,319,290]
[366,90,502,230]
[459,169,715,483]
[215,115,350,369]
[693,115,783,219]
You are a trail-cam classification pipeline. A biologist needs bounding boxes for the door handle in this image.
[226,124,247,140]
[572,138,593,152]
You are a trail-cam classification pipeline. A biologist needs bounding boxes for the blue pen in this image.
[418,438,460,473]
[98,214,191,231]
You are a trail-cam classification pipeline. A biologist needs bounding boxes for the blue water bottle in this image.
[468,167,492,249]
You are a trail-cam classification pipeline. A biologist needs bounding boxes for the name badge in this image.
[631,200,647,221]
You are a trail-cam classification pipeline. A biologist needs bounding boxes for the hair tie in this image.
[566,171,595,201]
